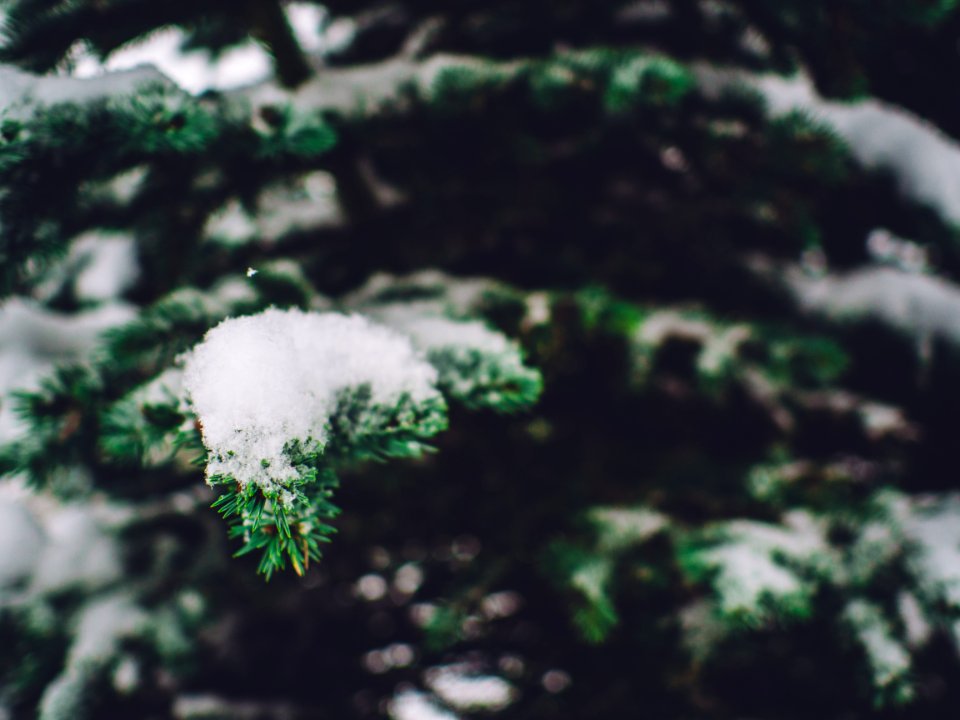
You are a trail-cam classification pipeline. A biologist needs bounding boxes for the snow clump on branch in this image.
[182,308,441,491]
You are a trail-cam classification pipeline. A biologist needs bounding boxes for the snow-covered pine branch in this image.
[178,304,540,577]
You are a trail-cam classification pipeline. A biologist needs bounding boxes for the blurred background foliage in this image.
[3,1,960,719]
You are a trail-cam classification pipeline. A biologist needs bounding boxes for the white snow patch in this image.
[679,599,729,661]
[204,173,343,248]
[287,2,328,53]
[394,563,424,595]
[103,166,149,205]
[31,231,139,304]
[389,690,460,720]
[788,266,960,347]
[696,512,830,621]
[847,520,901,586]
[256,172,343,241]
[0,484,129,603]
[0,496,44,592]
[375,307,513,361]
[67,3,341,95]
[159,277,258,322]
[895,494,960,609]
[587,506,669,552]
[369,305,537,405]
[897,591,932,649]
[203,199,258,246]
[844,599,912,694]
[139,367,185,407]
[242,56,418,118]
[68,594,146,666]
[30,504,123,595]
[343,271,505,318]
[69,232,139,302]
[182,309,440,490]
[702,542,803,618]
[569,555,613,613]
[866,229,929,274]
[39,594,146,720]
[756,72,960,228]
[635,311,751,379]
[72,28,270,94]
[112,656,140,694]
[0,64,172,120]
[0,298,135,442]
[426,667,517,712]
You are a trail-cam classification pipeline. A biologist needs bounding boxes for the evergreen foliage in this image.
[3,2,960,719]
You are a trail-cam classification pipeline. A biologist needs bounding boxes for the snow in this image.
[286,3,329,54]
[68,3,331,95]
[788,266,960,348]
[37,670,86,720]
[425,667,517,712]
[0,495,44,592]
[702,542,805,618]
[158,277,259,323]
[0,298,136,442]
[897,592,932,649]
[138,367,185,407]
[679,599,729,661]
[895,494,960,609]
[256,172,344,241]
[843,599,912,694]
[112,656,140,694]
[243,56,420,118]
[102,166,148,205]
[203,199,259,246]
[694,512,830,622]
[0,480,127,603]
[616,0,672,23]
[69,232,139,302]
[394,563,424,594]
[480,590,522,619]
[0,64,172,120]
[32,232,138,302]
[692,65,960,228]
[368,304,539,408]
[204,172,343,248]
[389,691,460,720]
[755,72,960,228]
[39,594,146,720]
[356,573,388,601]
[634,311,751,380]
[171,695,303,719]
[30,503,124,595]
[866,229,929,274]
[72,28,271,95]
[343,271,509,321]
[67,594,146,666]
[182,309,441,492]
[0,490,134,719]
[375,307,513,362]
[569,555,613,613]
[847,520,902,586]
[586,506,669,552]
